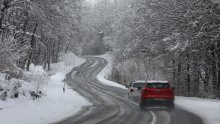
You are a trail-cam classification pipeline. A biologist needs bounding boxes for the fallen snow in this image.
[0,52,91,124]
[175,96,220,124]
[96,53,126,89]
[97,53,220,124]
[2,52,219,124]
[50,52,85,73]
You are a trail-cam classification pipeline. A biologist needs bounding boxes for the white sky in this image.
[85,0,115,5]
[86,0,97,4]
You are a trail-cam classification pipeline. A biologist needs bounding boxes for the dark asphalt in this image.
[54,57,204,124]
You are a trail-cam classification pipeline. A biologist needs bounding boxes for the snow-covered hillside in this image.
[96,53,126,89]
[0,52,91,124]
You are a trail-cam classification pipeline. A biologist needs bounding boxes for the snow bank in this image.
[96,53,220,124]
[23,64,49,93]
[0,64,48,102]
[96,53,126,89]
[175,96,220,124]
[0,52,91,124]
[50,52,85,74]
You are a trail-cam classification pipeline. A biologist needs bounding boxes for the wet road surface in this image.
[54,57,204,124]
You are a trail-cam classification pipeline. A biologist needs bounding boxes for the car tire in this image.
[139,102,145,110]
[169,104,175,109]
[167,101,175,110]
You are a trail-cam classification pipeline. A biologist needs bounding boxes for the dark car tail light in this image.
[130,89,134,92]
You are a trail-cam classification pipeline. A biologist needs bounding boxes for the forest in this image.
[107,0,220,98]
[0,0,220,99]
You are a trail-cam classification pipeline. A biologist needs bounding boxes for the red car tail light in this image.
[143,89,148,93]
[141,89,148,96]
[130,89,134,92]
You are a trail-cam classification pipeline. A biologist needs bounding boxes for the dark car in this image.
[139,80,175,109]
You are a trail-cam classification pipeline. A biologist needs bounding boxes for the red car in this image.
[140,80,175,109]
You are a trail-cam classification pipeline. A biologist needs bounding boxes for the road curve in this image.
[54,57,204,124]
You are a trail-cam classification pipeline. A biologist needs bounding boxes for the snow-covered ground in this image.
[0,52,91,124]
[98,53,220,124]
[175,96,220,124]
[96,53,126,89]
[1,52,220,124]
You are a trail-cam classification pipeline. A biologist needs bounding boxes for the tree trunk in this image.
[144,58,150,79]
[43,51,47,70]
[186,52,191,96]
[26,23,38,71]
[172,59,176,83]
[65,41,70,53]
[176,62,182,94]
[0,0,10,41]
[0,1,6,31]
[47,40,51,71]
[211,42,220,98]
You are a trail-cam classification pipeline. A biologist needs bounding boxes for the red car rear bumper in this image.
[140,97,174,107]
[142,95,174,99]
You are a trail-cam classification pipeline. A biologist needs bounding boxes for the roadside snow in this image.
[96,53,126,89]
[97,53,220,124]
[0,52,91,124]
[175,96,220,124]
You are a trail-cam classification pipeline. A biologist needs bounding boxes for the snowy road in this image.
[54,57,204,124]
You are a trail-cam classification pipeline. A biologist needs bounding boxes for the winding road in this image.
[54,57,204,124]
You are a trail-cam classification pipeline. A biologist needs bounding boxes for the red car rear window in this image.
[146,83,170,89]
